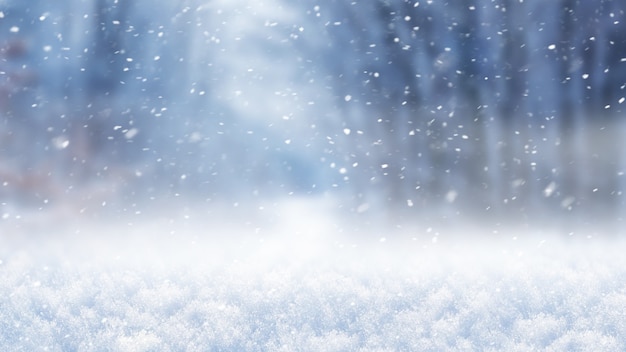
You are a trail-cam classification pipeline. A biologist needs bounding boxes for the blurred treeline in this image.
[0,0,625,228]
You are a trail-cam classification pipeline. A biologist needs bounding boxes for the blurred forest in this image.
[1,0,625,230]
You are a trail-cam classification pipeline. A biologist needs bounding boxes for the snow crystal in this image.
[52,136,70,150]
[561,196,576,209]
[544,181,557,197]
[124,128,139,139]
[356,202,369,213]
[445,189,458,203]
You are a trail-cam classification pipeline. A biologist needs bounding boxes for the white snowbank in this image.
[1,205,625,351]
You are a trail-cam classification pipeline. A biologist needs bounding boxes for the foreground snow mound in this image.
[0,216,625,351]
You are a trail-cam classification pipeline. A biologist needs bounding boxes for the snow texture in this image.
[1,208,625,351]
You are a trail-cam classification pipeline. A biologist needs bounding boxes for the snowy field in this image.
[1,201,626,351]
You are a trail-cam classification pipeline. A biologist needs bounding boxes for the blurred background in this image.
[1,0,625,235]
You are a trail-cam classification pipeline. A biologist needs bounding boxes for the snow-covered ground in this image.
[1,200,625,351]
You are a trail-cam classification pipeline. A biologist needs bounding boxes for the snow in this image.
[1,202,625,351]
[1,0,626,350]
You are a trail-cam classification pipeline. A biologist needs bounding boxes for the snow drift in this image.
[1,202,625,351]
